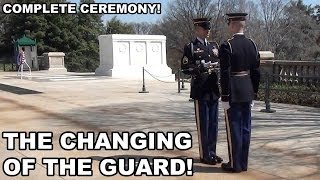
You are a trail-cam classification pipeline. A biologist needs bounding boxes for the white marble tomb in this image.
[95,34,175,81]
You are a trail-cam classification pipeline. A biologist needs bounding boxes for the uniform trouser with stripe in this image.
[194,99,219,160]
[224,102,251,171]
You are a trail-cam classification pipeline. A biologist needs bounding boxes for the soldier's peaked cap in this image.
[226,13,248,21]
[193,17,211,30]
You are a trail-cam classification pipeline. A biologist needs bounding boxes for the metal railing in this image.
[176,68,320,108]
[259,73,320,110]
[138,67,181,93]
[260,60,320,80]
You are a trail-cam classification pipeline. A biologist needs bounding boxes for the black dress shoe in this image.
[221,163,241,173]
[215,155,223,163]
[242,168,247,171]
[200,158,216,165]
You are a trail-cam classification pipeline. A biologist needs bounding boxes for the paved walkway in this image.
[0,71,319,180]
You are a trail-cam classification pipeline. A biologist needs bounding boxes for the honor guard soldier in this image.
[181,17,223,165]
[219,13,261,172]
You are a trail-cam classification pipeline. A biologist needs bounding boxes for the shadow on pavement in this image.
[88,155,227,174]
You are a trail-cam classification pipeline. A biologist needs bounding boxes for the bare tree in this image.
[153,0,220,70]
[153,0,267,70]
[152,0,319,70]
[258,0,290,51]
[130,22,154,35]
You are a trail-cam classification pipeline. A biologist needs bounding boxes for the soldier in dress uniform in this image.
[219,13,261,172]
[181,17,223,165]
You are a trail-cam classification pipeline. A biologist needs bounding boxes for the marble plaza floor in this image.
[0,71,319,180]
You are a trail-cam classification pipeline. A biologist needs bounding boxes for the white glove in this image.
[201,60,210,68]
[209,62,218,67]
[222,101,230,110]
[251,101,254,108]
[212,49,219,56]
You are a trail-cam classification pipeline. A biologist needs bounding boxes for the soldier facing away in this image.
[181,17,223,165]
[219,12,261,172]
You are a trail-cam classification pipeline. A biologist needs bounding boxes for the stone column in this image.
[259,51,275,75]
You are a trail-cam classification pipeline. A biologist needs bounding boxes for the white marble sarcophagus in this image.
[95,34,175,81]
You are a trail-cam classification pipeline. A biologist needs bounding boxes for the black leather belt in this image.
[230,71,250,76]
